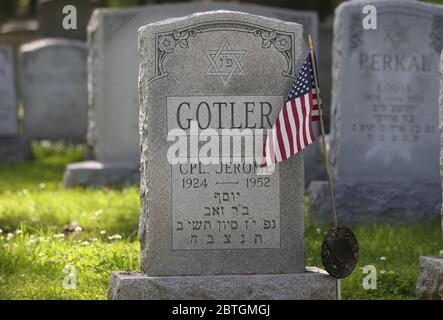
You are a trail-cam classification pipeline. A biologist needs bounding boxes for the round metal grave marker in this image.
[321,225,359,279]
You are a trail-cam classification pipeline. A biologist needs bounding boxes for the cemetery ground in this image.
[0,142,441,300]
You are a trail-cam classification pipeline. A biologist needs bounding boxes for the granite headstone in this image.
[108,10,336,300]
[20,39,88,141]
[0,44,17,137]
[441,49,443,231]
[416,256,443,299]
[63,2,322,188]
[309,0,443,223]
[0,20,39,93]
[416,51,443,300]
[0,44,29,161]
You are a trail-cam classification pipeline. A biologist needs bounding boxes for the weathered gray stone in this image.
[63,161,138,188]
[0,44,17,136]
[309,0,443,223]
[108,268,337,300]
[108,9,335,300]
[37,0,97,40]
[440,50,443,231]
[309,181,441,223]
[65,2,321,188]
[416,256,443,300]
[20,39,88,142]
[0,44,30,162]
[138,10,306,277]
[0,136,31,162]
[0,20,39,93]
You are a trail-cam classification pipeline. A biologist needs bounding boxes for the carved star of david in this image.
[205,38,246,86]
[384,20,409,47]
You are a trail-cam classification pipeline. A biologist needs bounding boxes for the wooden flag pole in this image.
[307,34,341,300]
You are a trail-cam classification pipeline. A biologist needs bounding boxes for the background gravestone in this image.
[0,44,17,137]
[37,0,98,40]
[309,0,443,223]
[0,20,40,93]
[108,10,336,300]
[63,1,322,188]
[20,39,88,142]
[0,44,29,161]
[441,49,443,232]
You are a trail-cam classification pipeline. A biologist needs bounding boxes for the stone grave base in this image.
[108,268,337,300]
[0,136,31,162]
[416,256,443,300]
[308,181,441,223]
[63,161,139,188]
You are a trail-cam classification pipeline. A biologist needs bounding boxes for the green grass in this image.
[0,142,442,299]
[0,142,140,299]
[305,213,442,299]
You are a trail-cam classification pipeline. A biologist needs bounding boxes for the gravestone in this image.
[63,2,323,188]
[441,49,443,232]
[108,10,336,300]
[37,0,98,40]
[416,50,443,300]
[416,256,443,300]
[0,44,29,161]
[0,20,40,93]
[0,45,17,137]
[309,0,443,223]
[20,39,88,141]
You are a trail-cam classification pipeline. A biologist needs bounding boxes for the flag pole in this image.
[307,34,341,300]
[307,34,338,226]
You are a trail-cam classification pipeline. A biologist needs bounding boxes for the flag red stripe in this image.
[283,104,294,155]
[300,97,309,147]
[275,116,287,161]
[268,129,276,164]
[261,141,267,166]
[307,93,316,143]
[290,100,301,152]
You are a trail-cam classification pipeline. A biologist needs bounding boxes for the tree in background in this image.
[0,0,15,23]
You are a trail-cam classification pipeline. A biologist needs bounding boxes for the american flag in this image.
[261,54,321,167]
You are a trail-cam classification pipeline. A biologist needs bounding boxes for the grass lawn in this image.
[0,142,442,299]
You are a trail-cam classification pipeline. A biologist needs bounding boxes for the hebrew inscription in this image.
[171,162,280,250]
